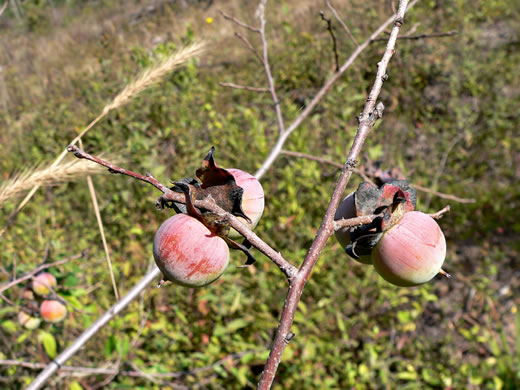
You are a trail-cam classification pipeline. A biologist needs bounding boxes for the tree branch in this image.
[257,0,286,135]
[0,252,85,295]
[281,150,476,203]
[219,82,269,92]
[2,350,259,379]
[257,1,412,387]
[67,145,297,280]
[320,11,340,72]
[326,0,359,47]
[371,30,458,41]
[219,10,260,33]
[254,0,419,180]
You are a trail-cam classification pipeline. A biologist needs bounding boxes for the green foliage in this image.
[1,0,519,388]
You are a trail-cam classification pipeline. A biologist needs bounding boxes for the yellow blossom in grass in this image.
[206,17,213,24]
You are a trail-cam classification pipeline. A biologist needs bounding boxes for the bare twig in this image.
[0,292,16,306]
[424,132,466,209]
[254,0,419,180]
[333,214,381,230]
[26,267,161,390]
[219,10,260,33]
[0,1,7,17]
[0,253,85,295]
[233,32,264,64]
[326,0,359,46]
[371,30,458,41]
[281,150,476,203]
[219,82,269,92]
[429,205,450,219]
[66,145,297,280]
[282,149,343,168]
[257,0,286,135]
[2,350,260,379]
[413,183,475,203]
[257,1,413,388]
[320,11,340,72]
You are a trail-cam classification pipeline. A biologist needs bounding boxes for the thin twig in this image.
[371,30,458,41]
[257,0,286,135]
[281,150,476,203]
[413,183,475,203]
[282,150,343,168]
[254,0,418,180]
[0,253,85,295]
[233,32,264,64]
[66,145,297,280]
[326,0,359,46]
[429,205,450,219]
[219,82,269,92]
[0,292,16,306]
[79,139,120,301]
[0,1,7,17]
[320,11,340,72]
[424,131,466,208]
[219,10,260,33]
[333,214,381,230]
[2,350,260,379]
[257,1,413,388]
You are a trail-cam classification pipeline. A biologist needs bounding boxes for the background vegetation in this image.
[1,0,519,388]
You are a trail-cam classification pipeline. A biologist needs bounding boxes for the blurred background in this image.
[0,0,519,388]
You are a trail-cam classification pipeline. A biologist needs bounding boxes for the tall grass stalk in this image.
[1,41,206,237]
[0,159,104,207]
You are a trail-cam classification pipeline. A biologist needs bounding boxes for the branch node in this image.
[345,159,358,170]
[395,17,404,27]
[285,332,295,343]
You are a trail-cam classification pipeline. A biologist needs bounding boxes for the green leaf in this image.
[39,331,57,359]
[1,320,16,333]
[69,381,83,390]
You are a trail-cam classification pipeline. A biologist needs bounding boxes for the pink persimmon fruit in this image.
[32,272,57,296]
[40,300,67,323]
[153,213,230,287]
[372,211,446,287]
[226,168,264,238]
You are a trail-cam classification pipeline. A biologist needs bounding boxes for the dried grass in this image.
[102,41,206,114]
[0,159,106,207]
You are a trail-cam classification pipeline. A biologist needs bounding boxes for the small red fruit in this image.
[32,272,57,296]
[40,300,67,323]
[153,214,230,287]
[226,169,264,238]
[372,211,446,286]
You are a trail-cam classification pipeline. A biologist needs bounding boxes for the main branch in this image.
[257,1,411,388]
